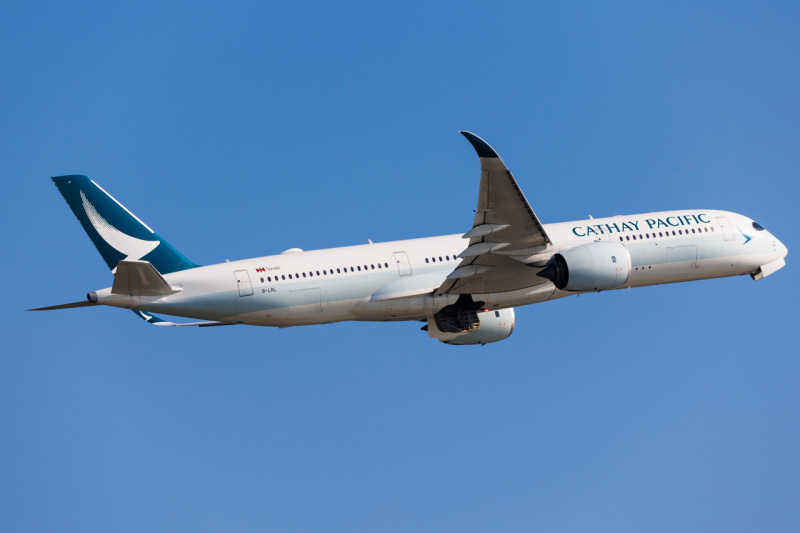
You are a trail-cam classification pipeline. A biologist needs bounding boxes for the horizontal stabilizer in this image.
[113,260,182,297]
[132,310,232,327]
[27,301,97,311]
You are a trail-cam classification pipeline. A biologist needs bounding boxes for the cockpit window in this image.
[752,221,765,231]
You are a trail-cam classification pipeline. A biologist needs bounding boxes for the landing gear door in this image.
[234,270,254,296]
[393,252,412,277]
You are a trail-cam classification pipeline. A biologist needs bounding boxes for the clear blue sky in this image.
[2,2,799,531]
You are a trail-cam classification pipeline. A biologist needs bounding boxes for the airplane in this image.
[30,132,788,345]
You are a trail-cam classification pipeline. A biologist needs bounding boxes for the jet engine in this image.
[426,306,515,345]
[537,241,631,292]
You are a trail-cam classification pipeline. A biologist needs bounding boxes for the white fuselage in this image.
[91,209,788,326]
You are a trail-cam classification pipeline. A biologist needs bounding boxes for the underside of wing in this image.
[443,254,549,295]
[438,131,553,295]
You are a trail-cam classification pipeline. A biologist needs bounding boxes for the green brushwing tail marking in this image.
[52,175,198,274]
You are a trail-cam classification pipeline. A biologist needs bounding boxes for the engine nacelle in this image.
[537,241,631,292]
[427,308,515,345]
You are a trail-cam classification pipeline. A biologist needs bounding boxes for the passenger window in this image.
[288,274,292,279]
[323,270,327,275]
[679,230,682,235]
[261,277,264,283]
[704,228,708,232]
[446,256,450,260]
[432,257,436,262]
[495,311,500,317]
[620,237,623,241]
[439,257,442,261]
[316,271,320,276]
[385,263,388,268]
[633,235,636,240]
[646,234,649,238]
[357,266,361,271]
[336,268,340,273]
[302,272,306,277]
[425,258,429,263]
[378,264,381,269]
[711,227,714,232]
[659,232,663,237]
[626,236,630,241]
[639,235,643,239]
[672,231,676,235]
[692,229,695,233]
[282,275,285,280]
[350,267,354,272]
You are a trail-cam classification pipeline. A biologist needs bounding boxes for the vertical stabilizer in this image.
[52,175,198,274]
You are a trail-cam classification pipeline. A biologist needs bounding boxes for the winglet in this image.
[459,131,499,158]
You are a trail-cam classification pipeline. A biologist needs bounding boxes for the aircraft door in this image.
[234,270,253,296]
[289,287,321,319]
[717,217,735,241]
[393,252,412,277]
[664,245,697,276]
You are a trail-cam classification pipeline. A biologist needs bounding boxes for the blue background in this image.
[2,2,799,531]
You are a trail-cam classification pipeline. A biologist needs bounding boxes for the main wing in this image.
[437,132,553,295]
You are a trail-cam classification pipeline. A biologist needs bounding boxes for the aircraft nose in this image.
[771,232,789,258]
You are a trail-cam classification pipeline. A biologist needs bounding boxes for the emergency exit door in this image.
[234,270,253,296]
[393,252,412,277]
[717,217,735,241]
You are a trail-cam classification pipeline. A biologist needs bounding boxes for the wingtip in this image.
[459,131,499,158]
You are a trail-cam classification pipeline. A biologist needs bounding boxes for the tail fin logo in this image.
[81,190,160,271]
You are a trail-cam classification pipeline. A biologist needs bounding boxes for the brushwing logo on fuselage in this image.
[81,190,160,271]
[733,223,753,245]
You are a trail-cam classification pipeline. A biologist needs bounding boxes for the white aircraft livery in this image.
[32,132,788,345]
